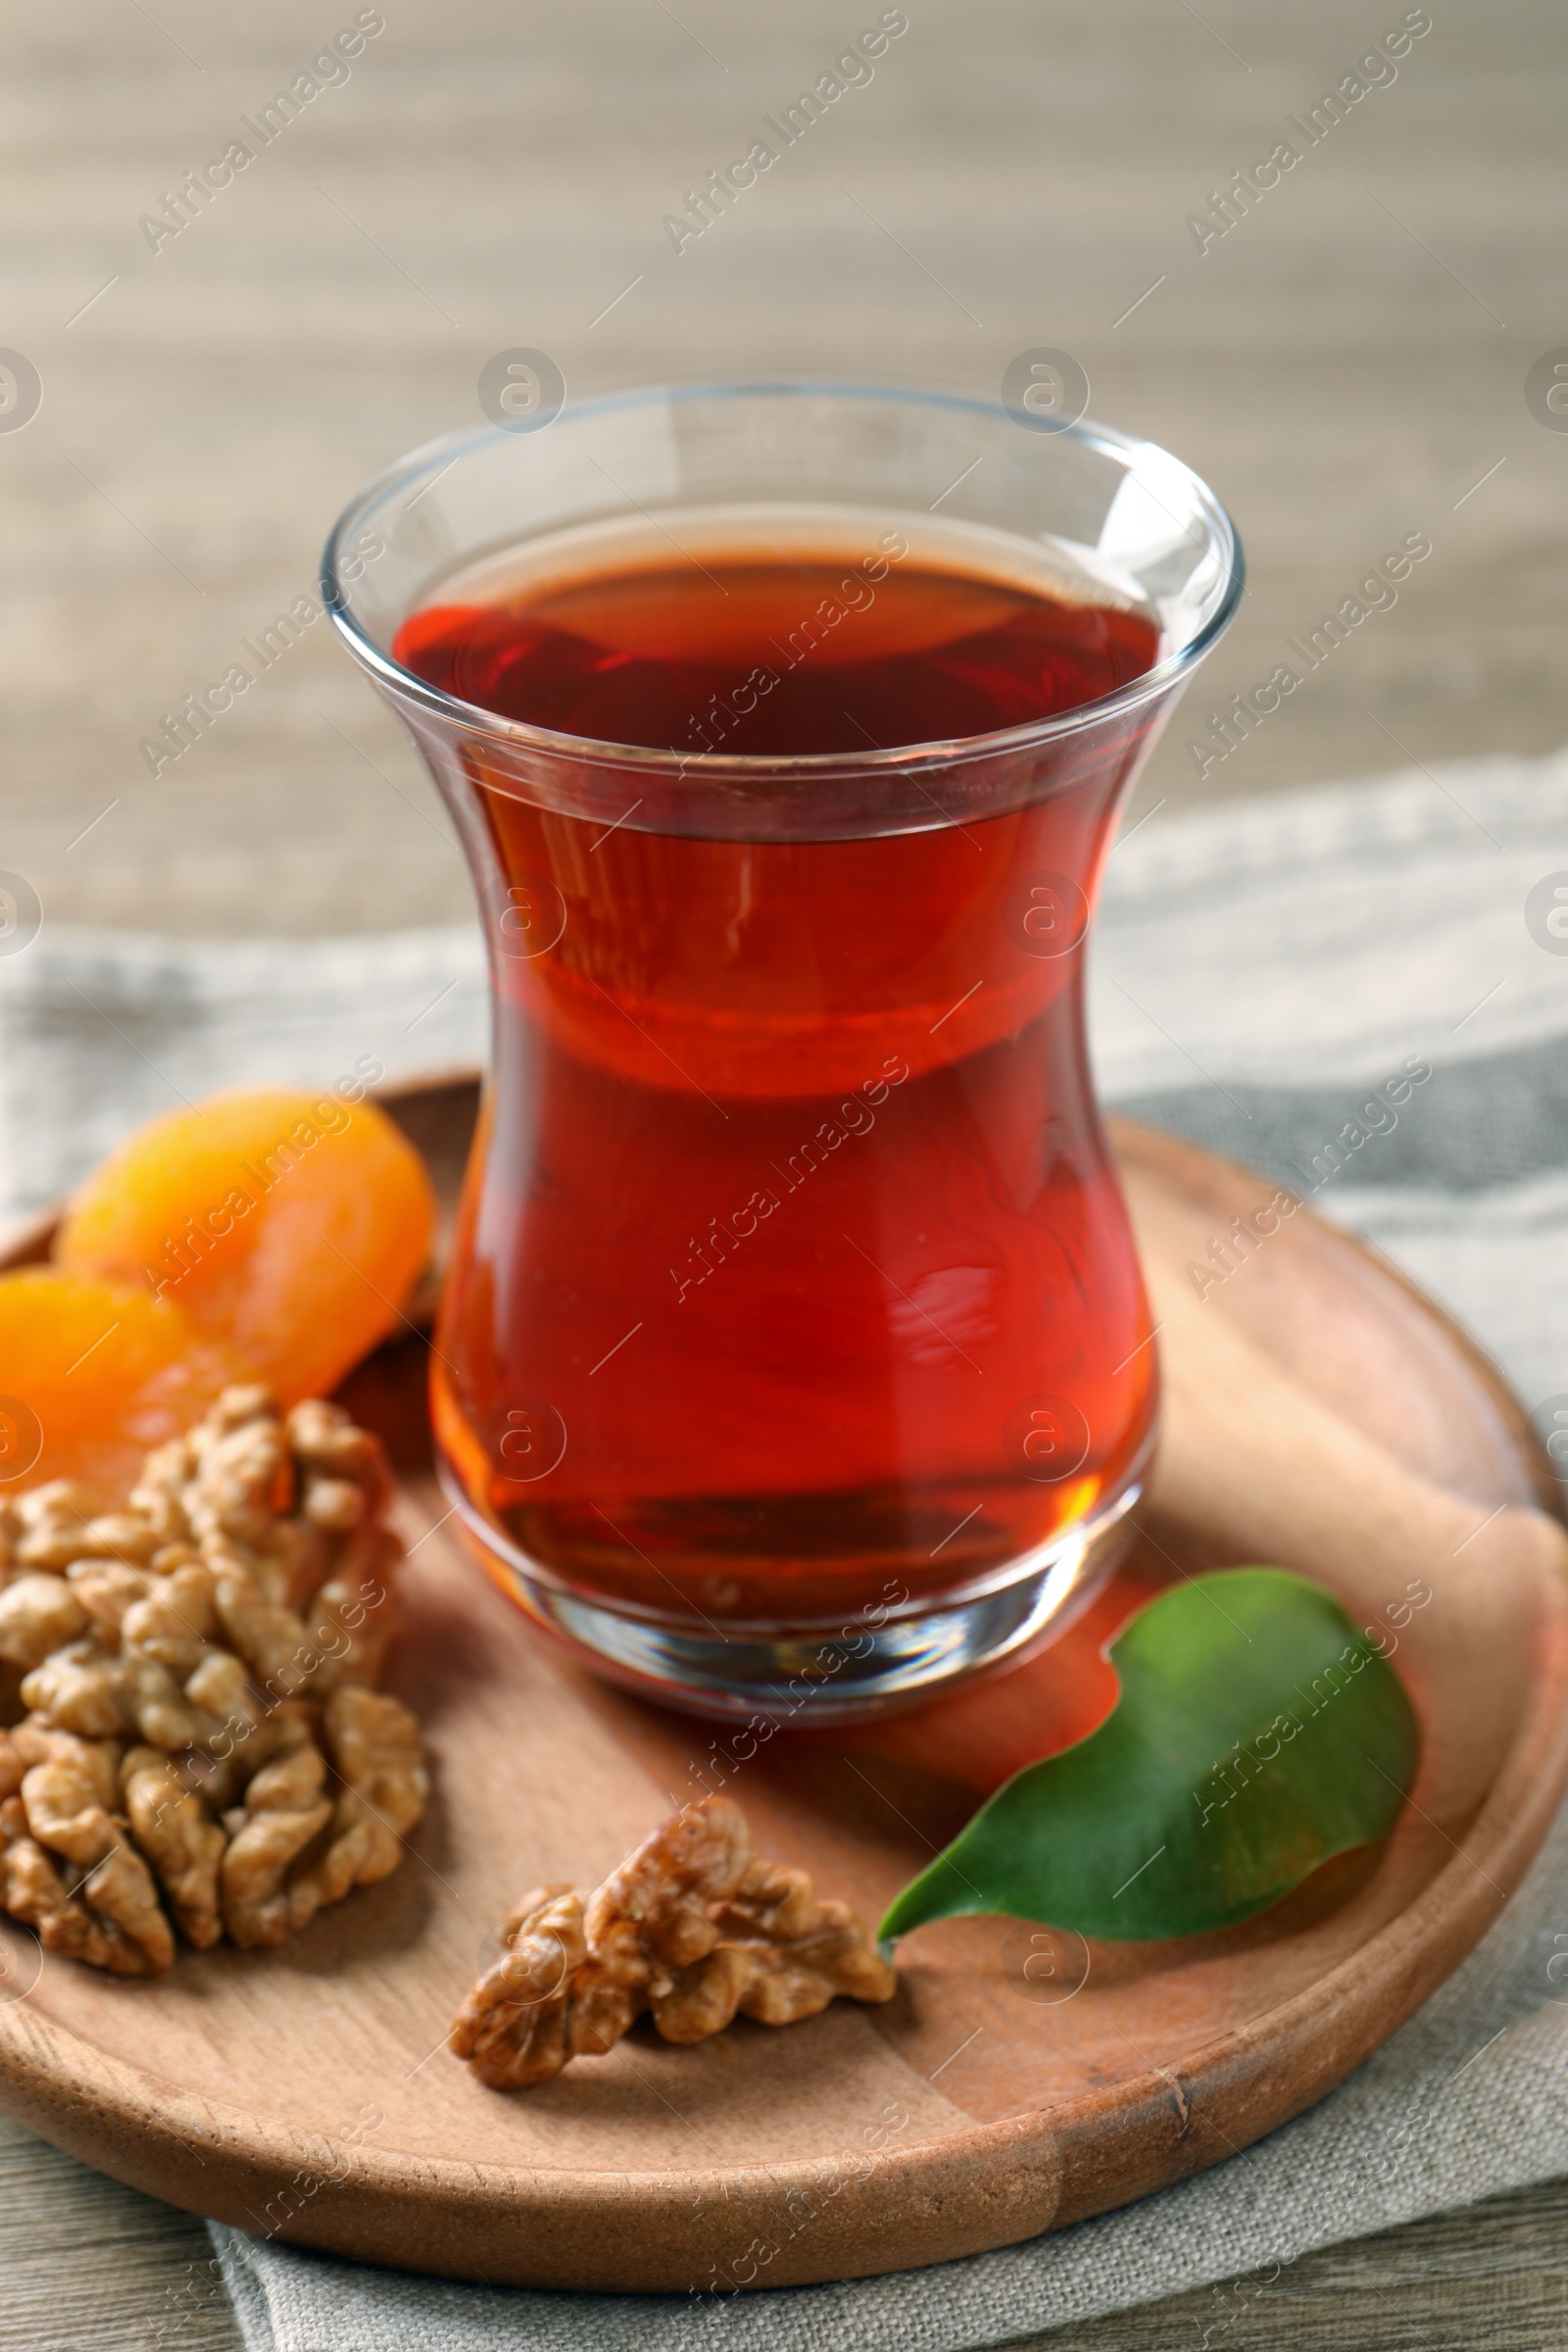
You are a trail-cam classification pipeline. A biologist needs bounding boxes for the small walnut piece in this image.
[451,1796,896,2089]
[221,1710,335,1949]
[324,1685,428,1874]
[122,1747,225,1950]
[14,1484,101,1572]
[19,1643,124,1740]
[0,1815,146,1974]
[450,1890,587,2088]
[715,1856,900,2027]
[0,1387,427,1977]
[13,1726,173,1975]
[0,1576,90,1670]
[68,1559,153,1638]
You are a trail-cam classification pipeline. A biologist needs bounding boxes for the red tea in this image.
[395,514,1162,1629]
[396,534,1156,757]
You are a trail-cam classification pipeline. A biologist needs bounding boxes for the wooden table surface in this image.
[3,0,1566,2342]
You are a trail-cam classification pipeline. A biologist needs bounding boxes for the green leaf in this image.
[879,1569,1419,1945]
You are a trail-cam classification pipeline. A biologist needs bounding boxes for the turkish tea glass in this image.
[323,383,1241,1720]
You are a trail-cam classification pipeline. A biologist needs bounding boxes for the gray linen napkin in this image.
[7,748,1568,2347]
[0,925,486,1232]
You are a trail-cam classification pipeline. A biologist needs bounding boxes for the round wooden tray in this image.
[0,1085,1565,2294]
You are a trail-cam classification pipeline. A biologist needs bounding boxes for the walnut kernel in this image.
[452,1796,895,2088]
[0,1388,426,1977]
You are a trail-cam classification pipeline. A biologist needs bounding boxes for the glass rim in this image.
[321,376,1245,778]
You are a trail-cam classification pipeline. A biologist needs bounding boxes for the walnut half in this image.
[450,1796,896,2088]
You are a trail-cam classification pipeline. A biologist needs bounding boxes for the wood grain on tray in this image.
[0,1091,1562,2292]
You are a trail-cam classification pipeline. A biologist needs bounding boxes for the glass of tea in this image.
[324,382,1241,1720]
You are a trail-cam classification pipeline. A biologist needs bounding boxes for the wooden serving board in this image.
[0,1083,1565,2294]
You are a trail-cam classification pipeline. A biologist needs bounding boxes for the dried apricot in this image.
[0,1270,245,1500]
[55,1090,436,1405]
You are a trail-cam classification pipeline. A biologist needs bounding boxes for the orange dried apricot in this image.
[55,1090,436,1405]
[0,1269,246,1500]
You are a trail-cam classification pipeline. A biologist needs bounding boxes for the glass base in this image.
[441,1472,1142,1723]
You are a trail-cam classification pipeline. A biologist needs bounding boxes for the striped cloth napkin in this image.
[4,745,1568,2349]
